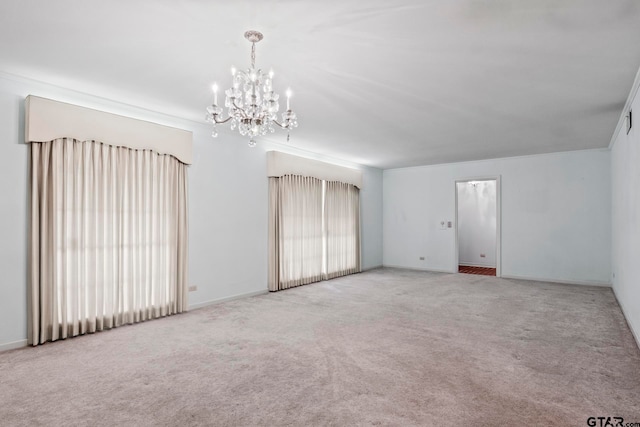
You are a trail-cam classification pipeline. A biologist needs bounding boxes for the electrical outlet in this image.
[419,257,425,261]
[188,285,197,292]
[480,254,486,258]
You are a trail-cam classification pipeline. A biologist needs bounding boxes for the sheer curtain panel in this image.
[268,175,324,291]
[325,181,361,279]
[29,138,188,345]
[268,175,361,291]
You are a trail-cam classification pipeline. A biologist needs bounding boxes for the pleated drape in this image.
[325,181,361,279]
[268,177,280,291]
[268,175,360,291]
[28,138,188,345]
[268,175,324,291]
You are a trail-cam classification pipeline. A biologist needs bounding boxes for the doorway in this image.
[455,177,501,277]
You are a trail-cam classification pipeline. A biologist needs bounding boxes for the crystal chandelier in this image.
[205,30,298,147]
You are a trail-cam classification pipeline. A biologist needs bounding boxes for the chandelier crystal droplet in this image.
[205,30,298,147]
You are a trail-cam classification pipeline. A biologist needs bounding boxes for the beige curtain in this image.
[268,177,280,291]
[268,175,324,291]
[325,181,361,279]
[28,138,188,345]
[268,175,361,291]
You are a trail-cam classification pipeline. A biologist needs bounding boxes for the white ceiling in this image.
[1,1,640,169]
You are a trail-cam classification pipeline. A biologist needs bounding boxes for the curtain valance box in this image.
[25,95,193,164]
[266,151,363,189]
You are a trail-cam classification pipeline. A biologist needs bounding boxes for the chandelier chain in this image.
[251,42,256,68]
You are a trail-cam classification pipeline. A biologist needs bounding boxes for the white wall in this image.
[0,73,383,350]
[383,149,611,285]
[611,78,640,346]
[457,180,497,267]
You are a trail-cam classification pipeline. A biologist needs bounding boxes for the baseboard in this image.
[188,289,269,311]
[382,264,453,274]
[611,286,640,351]
[0,339,28,353]
[361,265,383,272]
[0,291,270,351]
[381,267,610,286]
[501,274,611,287]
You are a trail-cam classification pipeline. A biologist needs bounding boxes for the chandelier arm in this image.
[212,116,234,124]
[231,100,250,119]
[272,120,288,129]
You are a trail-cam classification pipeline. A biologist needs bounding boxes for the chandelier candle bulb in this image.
[286,88,291,110]
[212,83,218,105]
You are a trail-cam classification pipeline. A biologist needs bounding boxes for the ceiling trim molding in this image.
[383,147,610,174]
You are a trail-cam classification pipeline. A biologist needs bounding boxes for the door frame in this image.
[454,176,502,277]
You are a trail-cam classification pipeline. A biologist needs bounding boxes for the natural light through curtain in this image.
[325,181,360,279]
[29,138,188,345]
[270,175,324,290]
[268,175,360,291]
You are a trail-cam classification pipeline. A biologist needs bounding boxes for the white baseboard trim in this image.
[382,264,453,274]
[379,266,610,286]
[188,289,269,311]
[611,287,640,351]
[501,274,611,287]
[361,265,383,272]
[0,339,28,353]
[0,291,270,351]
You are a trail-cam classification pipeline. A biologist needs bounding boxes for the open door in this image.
[455,178,501,277]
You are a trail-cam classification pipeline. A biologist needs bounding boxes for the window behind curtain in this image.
[278,175,324,289]
[268,175,360,291]
[324,180,360,279]
[29,138,188,345]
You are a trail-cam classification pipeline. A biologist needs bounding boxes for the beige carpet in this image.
[1,268,639,426]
